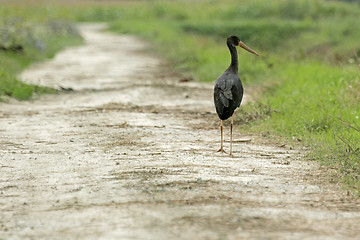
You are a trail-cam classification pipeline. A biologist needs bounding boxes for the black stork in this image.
[213,36,258,156]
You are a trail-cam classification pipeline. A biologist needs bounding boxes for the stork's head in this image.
[227,35,259,56]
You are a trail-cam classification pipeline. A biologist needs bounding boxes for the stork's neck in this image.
[226,40,238,73]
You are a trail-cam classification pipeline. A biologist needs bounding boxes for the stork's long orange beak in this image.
[238,41,259,56]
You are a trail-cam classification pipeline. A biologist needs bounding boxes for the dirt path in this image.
[1,24,359,240]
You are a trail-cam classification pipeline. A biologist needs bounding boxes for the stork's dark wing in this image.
[213,72,243,120]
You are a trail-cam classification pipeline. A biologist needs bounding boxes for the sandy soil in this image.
[1,24,359,240]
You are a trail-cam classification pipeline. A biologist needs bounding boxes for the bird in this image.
[214,36,258,156]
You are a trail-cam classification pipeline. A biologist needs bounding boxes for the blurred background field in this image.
[0,1,83,99]
[0,0,359,194]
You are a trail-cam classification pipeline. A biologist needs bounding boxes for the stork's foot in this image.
[217,148,227,154]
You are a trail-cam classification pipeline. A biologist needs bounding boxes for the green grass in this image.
[0,0,359,194]
[257,62,360,190]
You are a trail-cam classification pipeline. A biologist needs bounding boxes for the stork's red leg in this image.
[217,120,227,153]
[230,114,234,157]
